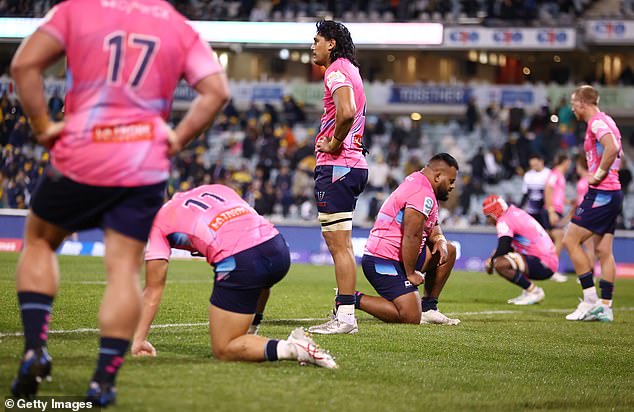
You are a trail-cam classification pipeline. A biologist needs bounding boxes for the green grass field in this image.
[1,252,633,411]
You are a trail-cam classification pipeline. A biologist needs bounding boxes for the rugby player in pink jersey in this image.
[132,185,336,369]
[572,156,596,267]
[544,153,571,282]
[309,20,369,334]
[9,0,230,404]
[357,154,460,325]
[564,85,624,322]
[482,195,559,305]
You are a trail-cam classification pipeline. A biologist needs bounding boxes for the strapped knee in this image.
[502,252,526,273]
[318,212,353,232]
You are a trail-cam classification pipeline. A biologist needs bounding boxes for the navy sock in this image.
[578,271,595,289]
[335,294,355,309]
[422,297,438,312]
[92,337,129,385]
[18,292,53,352]
[354,291,364,309]
[265,339,279,361]
[511,271,532,290]
[599,280,614,300]
[252,312,263,326]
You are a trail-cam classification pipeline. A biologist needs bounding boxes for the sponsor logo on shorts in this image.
[573,207,584,220]
[317,191,326,201]
[208,206,251,231]
[92,121,154,143]
[404,280,413,288]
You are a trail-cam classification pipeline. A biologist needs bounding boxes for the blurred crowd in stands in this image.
[0,0,611,23]
[2,87,633,228]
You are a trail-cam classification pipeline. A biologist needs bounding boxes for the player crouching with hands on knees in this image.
[482,195,559,305]
[355,153,461,325]
[132,184,337,369]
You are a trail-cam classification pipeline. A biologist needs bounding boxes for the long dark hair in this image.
[316,20,359,68]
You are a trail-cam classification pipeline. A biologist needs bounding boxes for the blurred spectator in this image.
[275,164,294,217]
[465,96,479,133]
[618,66,634,85]
[48,89,64,120]
[501,133,530,177]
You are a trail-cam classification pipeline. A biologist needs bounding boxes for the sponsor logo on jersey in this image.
[92,121,154,143]
[423,197,434,216]
[326,70,346,89]
[208,206,250,231]
[591,119,609,135]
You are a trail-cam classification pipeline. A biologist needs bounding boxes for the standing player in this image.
[9,0,230,405]
[571,156,596,269]
[563,85,623,322]
[310,20,368,334]
[358,153,461,325]
[132,185,336,369]
[544,153,571,282]
[482,195,558,305]
[520,154,551,229]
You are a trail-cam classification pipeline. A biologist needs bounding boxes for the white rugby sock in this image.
[276,340,297,360]
[336,304,355,325]
[583,286,598,303]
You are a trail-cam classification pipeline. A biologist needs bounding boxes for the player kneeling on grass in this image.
[482,195,559,305]
[355,153,461,325]
[132,184,336,369]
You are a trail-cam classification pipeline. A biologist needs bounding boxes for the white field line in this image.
[66,280,212,285]
[1,308,633,338]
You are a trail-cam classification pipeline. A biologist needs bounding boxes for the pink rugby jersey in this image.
[39,0,223,186]
[546,168,566,214]
[315,58,368,169]
[145,185,279,264]
[584,112,623,191]
[576,176,589,206]
[365,172,438,262]
[496,205,558,272]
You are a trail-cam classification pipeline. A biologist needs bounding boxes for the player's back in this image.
[500,205,557,271]
[47,0,197,121]
[153,185,279,263]
[40,0,221,186]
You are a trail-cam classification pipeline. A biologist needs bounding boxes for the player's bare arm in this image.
[10,30,65,148]
[316,85,355,154]
[428,224,449,266]
[132,259,169,357]
[402,207,426,286]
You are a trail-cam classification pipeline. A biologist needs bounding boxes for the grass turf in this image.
[1,253,633,411]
